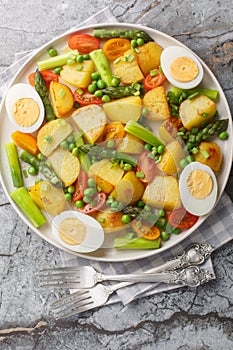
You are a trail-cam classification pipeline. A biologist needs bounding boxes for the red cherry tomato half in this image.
[28,70,59,89]
[72,170,88,202]
[168,208,199,229]
[137,151,156,183]
[74,88,102,106]
[144,70,166,90]
[68,34,100,54]
[78,192,107,214]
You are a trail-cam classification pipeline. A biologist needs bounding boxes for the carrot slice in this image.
[11,131,39,156]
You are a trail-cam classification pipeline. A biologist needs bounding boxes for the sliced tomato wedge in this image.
[72,170,88,202]
[68,34,100,54]
[28,70,59,89]
[78,192,107,214]
[144,70,166,90]
[103,38,131,61]
[74,88,102,106]
[131,220,160,240]
[97,122,125,144]
[137,151,156,183]
[168,208,199,229]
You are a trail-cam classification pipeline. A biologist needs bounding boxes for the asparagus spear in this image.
[34,69,55,121]
[10,187,46,228]
[5,142,23,188]
[102,84,143,98]
[93,29,153,42]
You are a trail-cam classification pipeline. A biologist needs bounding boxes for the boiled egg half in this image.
[52,210,105,253]
[161,45,204,89]
[179,162,218,216]
[5,83,44,133]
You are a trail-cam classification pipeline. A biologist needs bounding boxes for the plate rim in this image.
[0,22,232,262]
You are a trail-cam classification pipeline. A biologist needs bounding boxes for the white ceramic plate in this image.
[0,23,232,261]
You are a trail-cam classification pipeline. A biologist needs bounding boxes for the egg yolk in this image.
[170,56,199,82]
[12,97,40,127]
[58,217,87,246]
[186,169,213,199]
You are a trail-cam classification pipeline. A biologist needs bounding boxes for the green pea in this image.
[106,196,114,206]
[111,200,119,209]
[28,166,38,176]
[87,178,96,188]
[84,188,96,197]
[102,95,111,103]
[121,214,131,224]
[72,147,79,156]
[54,67,62,75]
[186,155,194,163]
[68,143,75,151]
[75,200,84,208]
[76,55,83,63]
[111,77,120,87]
[94,90,103,97]
[180,158,189,168]
[157,145,165,154]
[137,200,145,208]
[37,153,43,160]
[60,141,69,149]
[88,83,97,93]
[136,171,145,178]
[161,231,170,241]
[107,140,115,148]
[83,195,92,203]
[67,185,75,194]
[65,193,72,201]
[158,209,165,218]
[48,48,58,57]
[123,163,132,171]
[144,143,152,151]
[66,135,74,144]
[131,39,137,48]
[83,54,90,60]
[144,205,151,212]
[97,79,106,89]
[218,131,228,140]
[91,72,100,80]
[136,38,144,46]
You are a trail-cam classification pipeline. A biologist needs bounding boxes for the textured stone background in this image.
[0,1,232,349]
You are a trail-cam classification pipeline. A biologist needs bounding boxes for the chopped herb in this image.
[113,57,121,64]
[127,54,135,62]
[44,135,53,143]
[201,112,209,118]
[58,89,65,98]
[76,64,83,71]
[150,69,158,76]
[202,150,210,158]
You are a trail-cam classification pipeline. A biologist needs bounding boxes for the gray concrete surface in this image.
[0,0,233,349]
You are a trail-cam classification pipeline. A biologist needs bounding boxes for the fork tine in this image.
[39,282,82,289]
[52,290,89,308]
[39,266,81,273]
[54,302,96,319]
[39,273,81,281]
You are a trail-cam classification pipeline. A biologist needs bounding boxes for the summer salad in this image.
[3,27,229,252]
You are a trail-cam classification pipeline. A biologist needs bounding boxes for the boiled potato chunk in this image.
[143,86,170,120]
[103,96,142,123]
[48,148,80,187]
[29,180,66,216]
[111,171,145,205]
[37,119,73,157]
[112,49,144,84]
[72,105,106,144]
[94,209,126,233]
[116,133,144,154]
[194,141,223,172]
[142,175,181,210]
[88,159,124,194]
[156,140,186,174]
[60,60,95,88]
[137,42,163,76]
[179,95,216,130]
[49,81,74,118]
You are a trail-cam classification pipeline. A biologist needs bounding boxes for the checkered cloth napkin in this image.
[1,7,233,307]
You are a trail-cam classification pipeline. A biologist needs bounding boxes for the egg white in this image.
[52,210,105,253]
[161,46,204,89]
[179,162,218,216]
[5,83,45,133]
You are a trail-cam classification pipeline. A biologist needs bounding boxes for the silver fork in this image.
[52,265,214,318]
[39,243,214,289]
